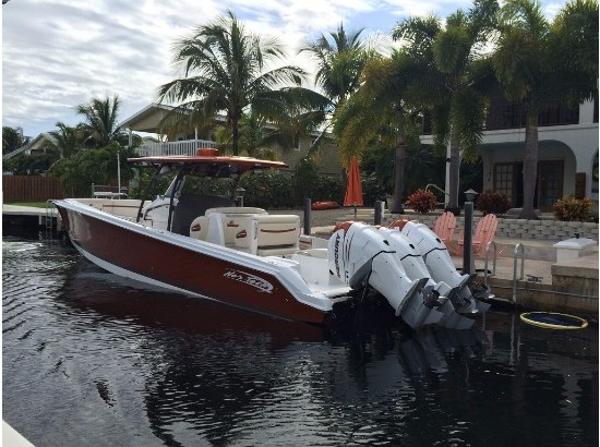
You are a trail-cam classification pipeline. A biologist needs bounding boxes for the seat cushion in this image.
[254,215,300,248]
[205,207,267,216]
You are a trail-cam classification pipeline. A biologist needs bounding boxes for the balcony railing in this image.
[136,139,216,157]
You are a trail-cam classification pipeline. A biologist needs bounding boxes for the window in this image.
[494,163,514,201]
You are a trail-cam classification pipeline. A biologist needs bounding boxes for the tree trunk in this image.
[446,131,461,214]
[231,118,239,156]
[519,109,539,220]
[391,139,407,213]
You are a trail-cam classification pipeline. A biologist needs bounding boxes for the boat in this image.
[53,148,491,329]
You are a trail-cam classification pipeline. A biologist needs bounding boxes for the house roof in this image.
[120,102,334,140]
[2,132,56,160]
[118,103,177,133]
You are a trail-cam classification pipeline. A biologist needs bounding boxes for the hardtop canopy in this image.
[128,149,287,177]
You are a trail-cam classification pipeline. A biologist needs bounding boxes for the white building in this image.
[421,97,599,211]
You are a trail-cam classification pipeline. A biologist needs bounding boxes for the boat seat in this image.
[190,213,300,256]
[205,207,267,216]
[189,216,209,241]
[255,214,300,256]
[190,214,258,254]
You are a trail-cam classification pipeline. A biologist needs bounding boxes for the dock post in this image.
[374,200,384,225]
[463,189,478,275]
[303,198,312,235]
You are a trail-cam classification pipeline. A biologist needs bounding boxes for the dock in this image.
[3,203,61,232]
[310,224,599,317]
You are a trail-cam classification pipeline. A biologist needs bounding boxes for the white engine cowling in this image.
[399,221,479,314]
[378,228,475,329]
[328,223,444,328]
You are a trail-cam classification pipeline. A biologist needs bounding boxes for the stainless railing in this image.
[137,139,216,157]
[512,243,525,304]
[483,241,497,288]
[425,183,449,206]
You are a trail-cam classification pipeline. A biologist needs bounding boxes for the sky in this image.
[2,0,564,137]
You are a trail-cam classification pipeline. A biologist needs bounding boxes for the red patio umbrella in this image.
[344,156,363,218]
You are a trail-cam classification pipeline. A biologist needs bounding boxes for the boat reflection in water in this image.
[60,264,490,446]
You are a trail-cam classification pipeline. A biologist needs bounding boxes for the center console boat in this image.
[53,149,491,329]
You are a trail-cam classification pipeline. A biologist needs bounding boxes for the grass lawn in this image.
[5,201,52,208]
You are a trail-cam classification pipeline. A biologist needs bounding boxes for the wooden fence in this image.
[3,175,64,202]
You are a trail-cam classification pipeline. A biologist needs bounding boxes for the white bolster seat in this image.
[189,216,209,241]
[254,214,300,256]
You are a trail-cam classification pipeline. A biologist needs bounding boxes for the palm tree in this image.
[393,0,498,213]
[334,54,423,212]
[2,126,29,155]
[493,0,598,219]
[158,11,308,155]
[76,95,122,148]
[48,122,86,158]
[302,23,366,106]
[301,23,370,151]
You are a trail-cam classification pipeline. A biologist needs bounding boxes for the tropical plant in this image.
[405,189,438,214]
[553,196,593,221]
[49,143,134,196]
[493,0,598,219]
[2,126,29,155]
[300,24,372,154]
[48,122,86,158]
[334,54,423,212]
[76,95,123,148]
[393,0,499,213]
[158,11,313,155]
[475,191,511,215]
[5,149,60,175]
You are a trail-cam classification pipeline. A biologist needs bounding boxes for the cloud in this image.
[2,0,563,136]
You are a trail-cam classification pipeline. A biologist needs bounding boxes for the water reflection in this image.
[3,239,598,447]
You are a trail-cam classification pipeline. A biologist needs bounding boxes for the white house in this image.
[119,103,343,174]
[421,97,599,211]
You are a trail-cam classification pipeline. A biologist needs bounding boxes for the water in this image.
[2,237,598,446]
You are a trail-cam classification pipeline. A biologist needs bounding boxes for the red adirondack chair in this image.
[453,214,498,257]
[433,211,457,246]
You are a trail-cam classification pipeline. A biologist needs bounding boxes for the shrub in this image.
[553,196,593,221]
[50,143,135,196]
[475,191,511,215]
[240,170,294,209]
[313,175,344,203]
[361,172,388,206]
[405,189,437,214]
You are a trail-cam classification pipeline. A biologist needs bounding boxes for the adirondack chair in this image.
[433,211,457,246]
[453,214,498,257]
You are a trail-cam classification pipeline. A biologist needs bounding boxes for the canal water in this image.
[2,237,598,446]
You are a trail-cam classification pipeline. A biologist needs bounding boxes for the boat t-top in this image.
[53,148,490,329]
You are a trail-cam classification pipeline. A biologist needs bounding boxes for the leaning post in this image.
[463,189,478,275]
[303,197,312,236]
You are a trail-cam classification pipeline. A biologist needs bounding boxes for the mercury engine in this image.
[398,221,491,314]
[378,227,476,330]
[328,222,444,329]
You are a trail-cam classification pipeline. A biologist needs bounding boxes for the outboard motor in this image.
[328,222,444,329]
[399,221,485,314]
[378,228,475,330]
